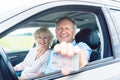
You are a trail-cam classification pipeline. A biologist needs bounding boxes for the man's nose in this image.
[61,29,66,34]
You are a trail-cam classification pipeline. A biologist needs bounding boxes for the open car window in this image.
[0,28,37,52]
[0,27,57,52]
[0,2,113,80]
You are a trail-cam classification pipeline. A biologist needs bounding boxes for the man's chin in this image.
[60,40,68,43]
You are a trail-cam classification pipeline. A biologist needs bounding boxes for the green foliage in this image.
[0,35,34,51]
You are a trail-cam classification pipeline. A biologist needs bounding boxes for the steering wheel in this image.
[0,46,18,80]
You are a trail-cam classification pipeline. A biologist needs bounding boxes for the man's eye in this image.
[38,37,41,39]
[57,28,62,30]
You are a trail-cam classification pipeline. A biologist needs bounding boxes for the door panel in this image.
[7,51,28,66]
[55,61,120,80]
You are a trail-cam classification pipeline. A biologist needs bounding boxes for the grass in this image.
[0,35,34,51]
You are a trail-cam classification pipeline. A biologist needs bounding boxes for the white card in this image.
[50,51,79,71]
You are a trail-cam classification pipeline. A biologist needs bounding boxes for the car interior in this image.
[75,28,100,62]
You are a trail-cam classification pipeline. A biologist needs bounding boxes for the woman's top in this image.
[14,47,50,78]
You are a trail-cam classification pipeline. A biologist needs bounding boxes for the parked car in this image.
[0,0,120,80]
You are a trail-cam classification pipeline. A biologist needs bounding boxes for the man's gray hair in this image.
[56,16,77,30]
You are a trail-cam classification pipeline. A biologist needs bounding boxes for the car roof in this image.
[0,0,120,34]
[0,0,120,21]
[1,0,120,19]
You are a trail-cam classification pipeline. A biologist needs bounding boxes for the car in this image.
[0,0,120,80]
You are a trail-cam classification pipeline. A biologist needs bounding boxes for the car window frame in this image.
[106,6,120,58]
[0,1,117,80]
[22,4,113,80]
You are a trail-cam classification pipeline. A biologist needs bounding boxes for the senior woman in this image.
[14,27,53,79]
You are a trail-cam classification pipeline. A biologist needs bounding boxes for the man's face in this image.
[56,19,76,43]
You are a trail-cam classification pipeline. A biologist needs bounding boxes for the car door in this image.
[0,0,120,80]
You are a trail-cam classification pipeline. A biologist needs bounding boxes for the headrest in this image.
[75,28,100,49]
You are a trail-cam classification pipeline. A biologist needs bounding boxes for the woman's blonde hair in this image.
[34,27,54,46]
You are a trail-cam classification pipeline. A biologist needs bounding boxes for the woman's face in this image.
[35,33,49,48]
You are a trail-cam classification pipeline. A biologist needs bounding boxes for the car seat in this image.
[75,28,101,62]
[51,39,59,49]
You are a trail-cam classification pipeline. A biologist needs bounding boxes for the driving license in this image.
[50,51,79,71]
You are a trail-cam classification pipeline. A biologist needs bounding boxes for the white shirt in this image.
[14,47,50,78]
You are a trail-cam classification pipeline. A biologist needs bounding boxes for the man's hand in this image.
[54,42,78,75]
[18,77,24,80]
[54,42,88,75]
[54,42,79,57]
